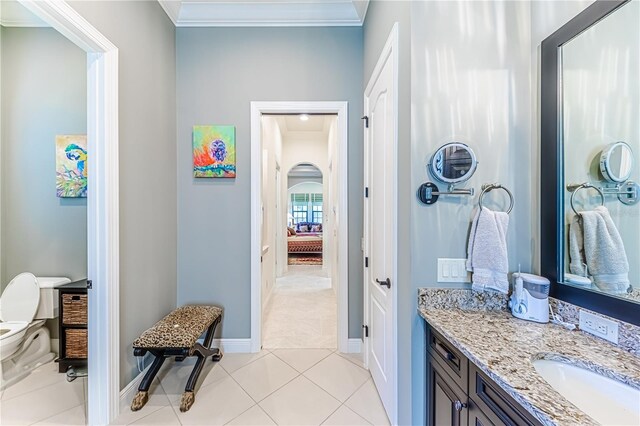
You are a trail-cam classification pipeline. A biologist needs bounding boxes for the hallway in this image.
[262,265,337,349]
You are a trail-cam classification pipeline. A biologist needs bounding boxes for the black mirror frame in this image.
[540,0,639,326]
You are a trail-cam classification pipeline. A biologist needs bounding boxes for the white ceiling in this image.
[283,115,328,132]
[158,0,369,27]
[0,0,368,28]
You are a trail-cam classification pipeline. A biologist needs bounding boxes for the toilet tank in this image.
[35,277,71,319]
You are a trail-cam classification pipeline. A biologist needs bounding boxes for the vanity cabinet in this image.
[429,354,468,426]
[426,326,542,426]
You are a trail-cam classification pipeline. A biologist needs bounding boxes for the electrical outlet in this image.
[579,310,618,344]
[437,258,470,283]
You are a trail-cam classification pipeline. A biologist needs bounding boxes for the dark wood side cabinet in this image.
[56,279,88,373]
[426,326,542,426]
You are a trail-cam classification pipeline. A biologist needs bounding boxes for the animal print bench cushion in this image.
[133,305,222,349]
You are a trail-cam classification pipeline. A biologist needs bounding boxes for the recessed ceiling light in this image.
[299,114,309,121]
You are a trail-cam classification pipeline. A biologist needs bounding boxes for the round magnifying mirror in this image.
[428,142,478,184]
[600,141,634,183]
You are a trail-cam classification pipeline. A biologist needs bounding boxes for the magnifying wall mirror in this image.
[600,141,634,183]
[428,142,477,184]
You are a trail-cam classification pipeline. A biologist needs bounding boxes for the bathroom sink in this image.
[532,359,640,425]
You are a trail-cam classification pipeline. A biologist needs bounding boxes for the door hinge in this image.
[361,115,369,128]
[86,279,93,290]
[362,324,369,338]
[365,257,369,267]
[365,187,369,198]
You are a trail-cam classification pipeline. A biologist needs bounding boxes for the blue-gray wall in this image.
[365,1,538,424]
[176,27,364,339]
[68,1,178,388]
[1,27,87,287]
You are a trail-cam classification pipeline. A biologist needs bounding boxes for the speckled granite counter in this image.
[418,289,640,426]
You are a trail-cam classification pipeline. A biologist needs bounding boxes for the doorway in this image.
[262,118,335,348]
[250,102,349,353]
[16,1,121,424]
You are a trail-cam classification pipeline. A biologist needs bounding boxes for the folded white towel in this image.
[569,206,629,294]
[466,207,509,293]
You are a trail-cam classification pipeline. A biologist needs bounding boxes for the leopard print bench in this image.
[130,304,223,413]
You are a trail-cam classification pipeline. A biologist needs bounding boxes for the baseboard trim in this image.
[119,338,252,404]
[119,365,149,404]
[213,338,252,353]
[347,338,362,353]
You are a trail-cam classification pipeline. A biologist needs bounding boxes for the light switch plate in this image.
[437,258,470,283]
[579,310,618,344]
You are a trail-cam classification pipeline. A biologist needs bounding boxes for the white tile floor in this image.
[0,361,88,425]
[113,348,389,425]
[0,350,388,426]
[262,266,337,349]
[0,266,384,426]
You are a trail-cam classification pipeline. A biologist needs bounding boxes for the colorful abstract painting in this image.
[56,135,87,198]
[193,125,236,178]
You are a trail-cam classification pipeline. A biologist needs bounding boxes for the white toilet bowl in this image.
[0,322,30,359]
[0,273,70,389]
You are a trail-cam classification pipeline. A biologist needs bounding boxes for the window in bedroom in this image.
[311,193,323,223]
[290,192,323,223]
[291,193,309,223]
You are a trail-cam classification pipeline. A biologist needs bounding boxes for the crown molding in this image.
[157,0,180,25]
[157,0,369,27]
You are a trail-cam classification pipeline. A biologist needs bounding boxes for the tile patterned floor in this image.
[262,266,337,349]
[1,267,382,425]
[0,350,389,426]
[0,361,87,425]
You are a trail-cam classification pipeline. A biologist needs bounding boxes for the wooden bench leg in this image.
[131,351,166,411]
[179,319,223,412]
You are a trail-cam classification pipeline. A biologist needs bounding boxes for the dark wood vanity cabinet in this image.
[429,355,468,426]
[426,326,542,426]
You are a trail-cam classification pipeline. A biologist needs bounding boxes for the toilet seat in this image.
[0,273,40,323]
[0,322,29,342]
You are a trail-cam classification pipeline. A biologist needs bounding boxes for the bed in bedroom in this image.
[287,222,323,254]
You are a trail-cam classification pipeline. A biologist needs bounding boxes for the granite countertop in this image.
[418,292,640,426]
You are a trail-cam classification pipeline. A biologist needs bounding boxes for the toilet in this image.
[0,273,71,389]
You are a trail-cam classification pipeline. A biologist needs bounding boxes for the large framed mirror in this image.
[541,0,639,325]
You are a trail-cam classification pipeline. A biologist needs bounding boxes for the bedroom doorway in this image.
[261,115,337,349]
[250,101,350,353]
[286,164,324,267]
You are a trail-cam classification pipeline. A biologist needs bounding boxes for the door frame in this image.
[250,101,349,353]
[18,1,120,424]
[363,23,399,424]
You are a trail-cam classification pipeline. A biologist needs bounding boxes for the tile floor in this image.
[0,361,88,425]
[262,265,337,349]
[0,350,389,426]
[1,267,380,426]
[114,348,389,425]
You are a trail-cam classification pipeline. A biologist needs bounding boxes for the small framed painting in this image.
[56,135,87,197]
[193,125,236,178]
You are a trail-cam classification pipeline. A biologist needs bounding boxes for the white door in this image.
[364,24,397,424]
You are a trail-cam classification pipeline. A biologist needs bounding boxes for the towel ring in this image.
[479,183,514,214]
[569,183,605,216]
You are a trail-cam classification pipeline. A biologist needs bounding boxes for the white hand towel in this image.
[466,207,509,293]
[569,206,629,294]
[569,215,587,277]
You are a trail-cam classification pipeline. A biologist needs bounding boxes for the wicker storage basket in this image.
[65,329,88,358]
[62,294,87,325]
